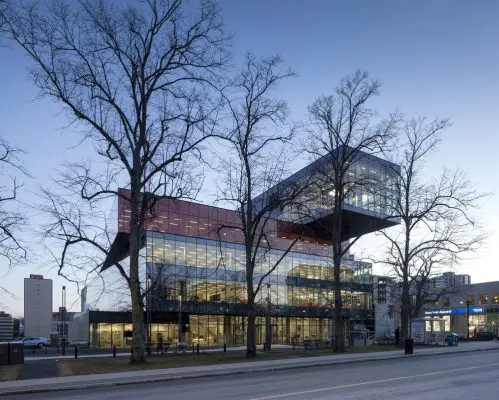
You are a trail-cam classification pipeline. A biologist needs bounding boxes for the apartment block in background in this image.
[0,311,14,341]
[24,274,53,338]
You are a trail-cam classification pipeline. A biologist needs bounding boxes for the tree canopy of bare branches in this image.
[302,71,400,352]
[0,136,28,268]
[215,53,305,357]
[1,0,230,362]
[378,117,486,340]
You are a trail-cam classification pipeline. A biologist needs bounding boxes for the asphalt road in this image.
[10,350,499,399]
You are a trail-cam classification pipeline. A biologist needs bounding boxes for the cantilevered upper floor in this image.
[252,146,400,241]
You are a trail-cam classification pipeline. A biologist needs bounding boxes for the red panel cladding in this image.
[117,190,132,233]
[188,202,199,218]
[208,206,218,221]
[114,189,333,257]
[199,204,210,218]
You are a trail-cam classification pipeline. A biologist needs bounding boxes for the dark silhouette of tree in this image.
[215,54,307,357]
[0,136,28,267]
[302,71,399,352]
[378,117,486,340]
[2,0,229,362]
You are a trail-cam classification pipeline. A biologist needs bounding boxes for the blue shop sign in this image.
[424,307,483,316]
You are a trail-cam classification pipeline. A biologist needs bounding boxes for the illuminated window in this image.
[479,294,488,305]
[493,295,499,304]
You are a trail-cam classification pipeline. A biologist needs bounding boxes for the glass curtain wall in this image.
[145,232,372,311]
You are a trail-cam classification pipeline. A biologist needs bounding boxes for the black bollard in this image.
[224,343,227,353]
[263,342,266,352]
[293,342,295,351]
[131,346,134,357]
[304,342,307,351]
[75,346,78,359]
[196,343,200,354]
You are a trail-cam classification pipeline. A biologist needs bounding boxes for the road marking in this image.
[250,362,499,399]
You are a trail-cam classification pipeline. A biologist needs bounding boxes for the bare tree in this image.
[378,117,486,340]
[302,71,399,352]
[1,0,229,362]
[0,136,28,268]
[215,54,307,358]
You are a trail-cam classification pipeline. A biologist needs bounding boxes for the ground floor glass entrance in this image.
[91,315,350,348]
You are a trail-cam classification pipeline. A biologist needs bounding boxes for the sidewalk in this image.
[1,341,498,396]
[23,344,293,361]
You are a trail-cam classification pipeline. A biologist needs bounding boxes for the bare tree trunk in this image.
[333,255,345,352]
[129,185,146,363]
[400,275,410,342]
[332,208,345,353]
[400,222,411,342]
[246,303,257,358]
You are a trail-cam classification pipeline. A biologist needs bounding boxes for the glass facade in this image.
[141,231,372,347]
[270,151,400,224]
[146,232,371,306]
[101,148,401,348]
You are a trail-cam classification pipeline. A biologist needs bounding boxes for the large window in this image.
[145,232,373,313]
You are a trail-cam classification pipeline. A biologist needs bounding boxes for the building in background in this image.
[372,276,399,338]
[90,151,399,348]
[51,307,77,345]
[423,280,499,338]
[24,274,53,338]
[427,272,471,290]
[0,311,14,341]
[12,318,21,338]
[81,286,88,313]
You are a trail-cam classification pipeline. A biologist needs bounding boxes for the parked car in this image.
[475,332,498,341]
[12,336,51,348]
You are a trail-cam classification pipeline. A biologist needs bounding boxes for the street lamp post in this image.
[61,286,66,355]
[265,283,272,352]
[461,299,470,340]
[178,294,183,346]
[466,300,470,340]
[146,275,152,355]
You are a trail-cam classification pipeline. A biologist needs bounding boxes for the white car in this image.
[13,336,51,348]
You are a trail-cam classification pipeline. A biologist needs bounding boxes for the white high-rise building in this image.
[24,274,53,338]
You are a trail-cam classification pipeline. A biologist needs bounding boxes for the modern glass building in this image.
[90,149,399,348]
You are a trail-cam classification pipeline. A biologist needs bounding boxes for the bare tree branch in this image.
[2,0,230,363]
[376,117,487,339]
[0,136,28,269]
[297,70,399,352]
[214,53,302,357]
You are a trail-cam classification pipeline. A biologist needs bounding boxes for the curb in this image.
[1,345,498,397]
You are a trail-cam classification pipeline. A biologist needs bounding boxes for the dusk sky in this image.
[1,0,498,315]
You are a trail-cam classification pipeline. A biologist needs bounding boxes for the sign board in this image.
[424,307,483,316]
[411,320,425,344]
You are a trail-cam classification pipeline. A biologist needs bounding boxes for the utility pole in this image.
[460,299,471,340]
[265,283,272,352]
[466,299,470,340]
[178,294,183,346]
[146,275,152,344]
[61,286,66,355]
